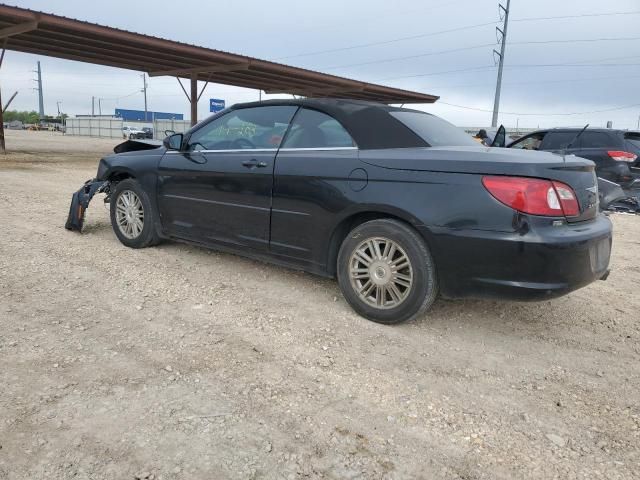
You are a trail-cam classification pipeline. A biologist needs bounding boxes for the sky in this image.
[1,0,640,128]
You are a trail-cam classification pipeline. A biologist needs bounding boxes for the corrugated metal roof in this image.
[0,4,439,104]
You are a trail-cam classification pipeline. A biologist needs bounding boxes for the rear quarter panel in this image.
[271,148,518,273]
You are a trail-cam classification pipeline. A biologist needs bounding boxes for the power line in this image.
[277,11,640,63]
[506,63,640,68]
[380,65,496,81]
[510,36,640,46]
[278,0,475,37]
[322,36,640,71]
[427,73,640,90]
[323,43,496,70]
[378,55,640,82]
[276,21,498,60]
[512,11,640,22]
[99,90,141,102]
[438,101,640,116]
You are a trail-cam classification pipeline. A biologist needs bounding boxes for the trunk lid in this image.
[360,146,599,222]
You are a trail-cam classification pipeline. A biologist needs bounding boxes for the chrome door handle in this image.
[242,159,268,168]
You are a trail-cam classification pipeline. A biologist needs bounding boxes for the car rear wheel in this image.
[337,219,438,324]
[110,179,159,248]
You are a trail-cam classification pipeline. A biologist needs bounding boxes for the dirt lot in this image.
[1,130,639,479]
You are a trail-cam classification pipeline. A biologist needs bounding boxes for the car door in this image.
[157,105,298,250]
[507,131,547,151]
[271,108,359,268]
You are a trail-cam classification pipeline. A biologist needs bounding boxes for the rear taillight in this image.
[482,176,580,217]
[607,151,637,162]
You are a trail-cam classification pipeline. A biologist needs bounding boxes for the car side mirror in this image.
[164,129,176,137]
[491,125,506,148]
[163,133,183,150]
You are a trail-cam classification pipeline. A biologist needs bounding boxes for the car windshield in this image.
[390,111,478,147]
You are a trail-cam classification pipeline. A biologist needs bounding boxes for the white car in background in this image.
[122,125,146,139]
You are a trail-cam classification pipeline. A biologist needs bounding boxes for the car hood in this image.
[113,138,164,154]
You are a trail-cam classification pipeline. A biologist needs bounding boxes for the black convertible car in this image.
[66,99,612,324]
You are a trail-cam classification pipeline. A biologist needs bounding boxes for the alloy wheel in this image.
[115,190,144,239]
[348,236,413,310]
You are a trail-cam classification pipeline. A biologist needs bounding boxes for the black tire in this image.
[337,219,438,324]
[109,179,160,249]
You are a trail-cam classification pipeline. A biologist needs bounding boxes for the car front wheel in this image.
[109,179,159,248]
[337,219,438,324]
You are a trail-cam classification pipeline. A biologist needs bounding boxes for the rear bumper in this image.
[422,214,612,301]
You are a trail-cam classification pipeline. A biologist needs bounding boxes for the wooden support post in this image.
[190,73,198,126]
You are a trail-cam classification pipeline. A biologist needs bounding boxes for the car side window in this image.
[580,132,613,148]
[510,133,545,150]
[188,106,297,151]
[541,132,579,150]
[282,108,355,149]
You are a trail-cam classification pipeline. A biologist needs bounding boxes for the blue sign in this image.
[210,98,226,113]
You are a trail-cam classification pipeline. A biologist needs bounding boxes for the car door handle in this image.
[242,159,268,168]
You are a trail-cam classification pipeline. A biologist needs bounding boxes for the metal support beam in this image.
[0,20,38,39]
[264,85,366,97]
[149,62,250,78]
[196,75,211,102]
[177,74,207,124]
[190,73,197,126]
[3,90,18,112]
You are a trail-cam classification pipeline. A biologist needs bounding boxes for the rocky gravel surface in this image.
[0,131,639,479]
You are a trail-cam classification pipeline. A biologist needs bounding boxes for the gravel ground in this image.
[1,131,639,479]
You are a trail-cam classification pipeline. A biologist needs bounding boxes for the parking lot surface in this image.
[1,131,639,479]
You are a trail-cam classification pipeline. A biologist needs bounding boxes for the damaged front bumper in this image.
[64,179,110,232]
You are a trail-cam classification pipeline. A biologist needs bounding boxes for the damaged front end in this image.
[65,138,163,233]
[64,179,110,232]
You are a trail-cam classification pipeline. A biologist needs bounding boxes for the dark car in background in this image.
[66,99,612,324]
[142,127,153,139]
[507,128,640,187]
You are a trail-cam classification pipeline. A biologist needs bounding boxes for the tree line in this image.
[3,110,68,124]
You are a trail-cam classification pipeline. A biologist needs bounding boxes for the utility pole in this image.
[92,96,95,116]
[491,0,510,127]
[141,73,148,121]
[98,98,102,116]
[34,61,45,122]
[56,101,62,119]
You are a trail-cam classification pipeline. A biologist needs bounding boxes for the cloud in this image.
[2,0,639,128]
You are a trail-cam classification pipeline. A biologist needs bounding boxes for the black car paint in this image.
[87,99,611,301]
[158,148,276,248]
[507,128,640,186]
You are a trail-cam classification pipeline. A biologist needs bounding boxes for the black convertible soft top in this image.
[222,98,429,150]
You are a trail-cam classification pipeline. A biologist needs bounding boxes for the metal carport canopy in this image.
[0,3,439,125]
